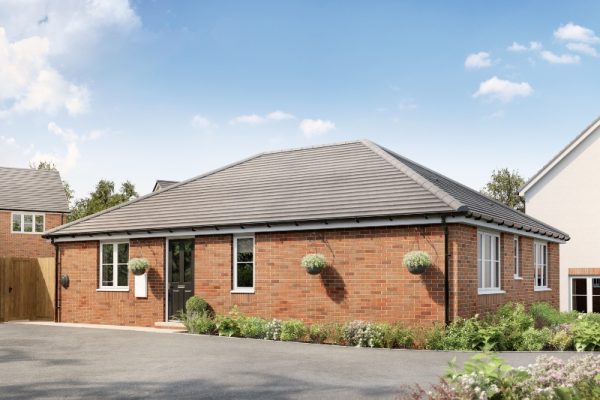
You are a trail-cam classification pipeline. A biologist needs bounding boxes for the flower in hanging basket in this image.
[403,251,432,274]
[301,253,327,275]
[128,258,150,275]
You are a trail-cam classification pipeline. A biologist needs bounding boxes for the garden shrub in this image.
[424,323,446,350]
[323,323,345,345]
[185,312,216,335]
[549,324,574,351]
[529,302,569,328]
[215,306,241,337]
[380,323,414,349]
[185,296,209,316]
[308,324,327,343]
[265,319,283,340]
[573,316,600,351]
[343,320,384,348]
[281,319,307,341]
[516,327,551,351]
[238,316,268,339]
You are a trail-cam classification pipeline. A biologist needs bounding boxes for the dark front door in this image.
[168,239,194,318]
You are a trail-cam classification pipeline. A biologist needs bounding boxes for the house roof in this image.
[520,115,600,195]
[44,140,568,240]
[152,180,178,192]
[0,166,69,213]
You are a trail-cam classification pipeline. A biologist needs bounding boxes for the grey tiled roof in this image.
[0,167,69,213]
[45,140,568,240]
[153,180,178,192]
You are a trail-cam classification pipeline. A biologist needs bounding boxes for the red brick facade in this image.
[56,224,560,327]
[0,211,66,258]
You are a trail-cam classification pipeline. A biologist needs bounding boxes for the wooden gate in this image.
[0,257,55,322]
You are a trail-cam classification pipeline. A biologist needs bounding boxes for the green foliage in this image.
[481,167,525,211]
[30,160,74,205]
[343,320,384,348]
[185,312,216,334]
[529,302,577,328]
[379,323,414,349]
[573,316,600,351]
[549,325,574,351]
[402,251,432,273]
[323,323,345,345]
[69,179,138,222]
[308,324,327,343]
[265,319,283,340]
[301,253,327,274]
[516,327,551,351]
[127,258,150,275]
[186,296,209,316]
[281,319,307,341]
[238,316,268,339]
[215,306,241,337]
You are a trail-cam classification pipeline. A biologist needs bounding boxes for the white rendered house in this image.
[521,116,600,312]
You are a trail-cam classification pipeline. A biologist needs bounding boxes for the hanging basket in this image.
[302,253,327,275]
[403,251,432,275]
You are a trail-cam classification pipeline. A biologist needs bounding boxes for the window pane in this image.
[573,295,588,313]
[593,278,600,295]
[593,295,600,313]
[102,264,113,286]
[484,259,492,288]
[102,244,114,264]
[35,215,44,232]
[572,278,587,295]
[118,243,129,264]
[12,214,21,232]
[237,262,253,287]
[117,264,128,287]
[237,238,254,262]
[23,214,33,232]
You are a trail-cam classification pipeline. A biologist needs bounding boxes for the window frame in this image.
[569,276,600,313]
[98,241,130,291]
[513,235,522,279]
[477,230,503,294]
[231,234,255,294]
[11,212,45,234]
[534,241,550,291]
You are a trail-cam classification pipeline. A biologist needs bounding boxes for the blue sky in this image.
[1,1,599,200]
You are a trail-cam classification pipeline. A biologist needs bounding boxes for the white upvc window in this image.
[11,212,45,233]
[534,241,549,290]
[99,241,129,291]
[477,230,502,294]
[514,235,521,279]
[232,234,255,293]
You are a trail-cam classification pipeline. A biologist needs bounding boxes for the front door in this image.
[168,239,194,319]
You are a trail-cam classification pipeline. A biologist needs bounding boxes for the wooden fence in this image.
[0,257,55,322]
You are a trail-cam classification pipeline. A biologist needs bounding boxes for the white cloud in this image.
[465,52,492,69]
[190,114,216,130]
[30,141,80,174]
[230,114,265,125]
[540,50,580,64]
[48,121,78,141]
[266,110,295,121]
[554,23,600,44]
[566,42,598,57]
[507,41,542,52]
[473,76,533,103]
[299,119,335,138]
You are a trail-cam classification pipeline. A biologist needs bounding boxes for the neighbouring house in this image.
[520,116,600,313]
[0,167,69,258]
[152,180,178,192]
[44,140,568,328]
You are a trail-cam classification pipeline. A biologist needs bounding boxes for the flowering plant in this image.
[301,253,327,275]
[128,258,150,275]
[403,251,432,274]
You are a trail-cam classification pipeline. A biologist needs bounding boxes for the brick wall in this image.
[58,238,165,326]
[56,223,561,327]
[448,224,559,319]
[0,210,66,258]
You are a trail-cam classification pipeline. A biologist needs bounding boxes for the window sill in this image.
[230,289,255,294]
[534,287,552,292]
[513,276,523,280]
[478,289,506,295]
[97,288,129,292]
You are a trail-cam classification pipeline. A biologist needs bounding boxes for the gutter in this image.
[442,216,450,326]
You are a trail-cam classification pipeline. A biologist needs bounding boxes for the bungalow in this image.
[0,167,69,258]
[44,140,568,327]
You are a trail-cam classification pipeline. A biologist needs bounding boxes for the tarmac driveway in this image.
[0,323,580,399]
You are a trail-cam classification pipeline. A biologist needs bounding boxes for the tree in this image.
[30,161,74,204]
[481,168,526,212]
[69,179,138,222]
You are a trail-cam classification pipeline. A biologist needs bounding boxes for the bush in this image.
[380,323,414,349]
[516,327,551,351]
[549,324,574,351]
[265,319,283,340]
[281,319,307,341]
[343,320,384,348]
[308,324,327,343]
[215,306,241,337]
[238,317,268,339]
[323,323,345,345]
[529,302,567,328]
[185,312,216,334]
[424,324,446,350]
[573,316,600,351]
[186,296,209,316]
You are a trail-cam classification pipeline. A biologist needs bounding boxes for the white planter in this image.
[134,273,148,298]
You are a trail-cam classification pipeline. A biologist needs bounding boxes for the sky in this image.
[0,1,599,201]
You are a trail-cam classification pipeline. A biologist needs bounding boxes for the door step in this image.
[154,321,186,331]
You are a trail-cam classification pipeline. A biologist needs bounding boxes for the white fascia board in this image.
[51,216,443,243]
[446,216,565,243]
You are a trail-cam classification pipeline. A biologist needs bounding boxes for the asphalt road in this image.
[0,323,581,399]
